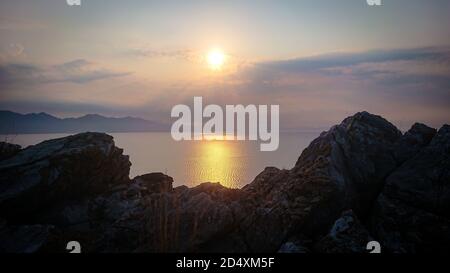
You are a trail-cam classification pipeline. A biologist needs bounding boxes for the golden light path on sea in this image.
[192,140,242,188]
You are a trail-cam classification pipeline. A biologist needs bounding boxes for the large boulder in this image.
[133,172,173,194]
[293,112,402,219]
[0,132,131,223]
[371,125,450,253]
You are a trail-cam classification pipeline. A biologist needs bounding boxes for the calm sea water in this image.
[1,132,320,188]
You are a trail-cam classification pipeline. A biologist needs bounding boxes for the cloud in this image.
[127,48,197,62]
[52,59,131,84]
[218,46,450,129]
[54,59,92,70]
[0,63,43,86]
[6,43,25,57]
[0,59,131,87]
[258,47,450,73]
[232,46,450,96]
[1,47,449,131]
[0,43,26,62]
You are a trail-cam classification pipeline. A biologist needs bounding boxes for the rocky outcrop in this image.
[393,123,437,163]
[0,132,131,223]
[315,210,372,253]
[0,133,132,252]
[0,220,53,253]
[371,125,450,253]
[133,173,174,194]
[293,112,402,219]
[0,142,21,161]
[0,113,448,253]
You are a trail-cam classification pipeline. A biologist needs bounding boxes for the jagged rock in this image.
[0,220,53,253]
[0,142,21,161]
[293,112,402,219]
[394,123,437,163]
[0,132,131,223]
[229,111,404,249]
[141,182,242,252]
[194,112,405,253]
[315,210,372,253]
[155,112,446,253]
[0,113,448,253]
[371,125,450,253]
[133,172,173,194]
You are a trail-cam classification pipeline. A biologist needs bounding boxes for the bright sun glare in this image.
[207,49,226,70]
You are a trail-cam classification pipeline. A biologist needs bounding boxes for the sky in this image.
[0,0,449,130]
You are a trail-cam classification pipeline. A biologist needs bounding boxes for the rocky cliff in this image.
[0,112,448,253]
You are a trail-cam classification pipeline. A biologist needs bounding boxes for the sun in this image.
[207,49,226,70]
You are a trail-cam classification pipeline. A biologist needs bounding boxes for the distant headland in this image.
[0,110,168,134]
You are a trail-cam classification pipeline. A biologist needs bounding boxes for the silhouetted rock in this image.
[133,173,173,194]
[315,210,372,253]
[371,125,450,253]
[0,112,448,253]
[394,123,437,163]
[0,220,53,253]
[0,142,21,161]
[0,132,131,223]
[294,112,402,218]
[139,182,243,252]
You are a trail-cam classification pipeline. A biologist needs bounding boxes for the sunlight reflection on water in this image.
[1,132,320,188]
[188,141,245,188]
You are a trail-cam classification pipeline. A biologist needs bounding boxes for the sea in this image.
[0,132,321,188]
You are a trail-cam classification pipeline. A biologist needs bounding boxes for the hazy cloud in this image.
[52,59,131,84]
[259,47,450,73]
[232,47,450,96]
[0,59,131,87]
[1,47,449,130]
[216,46,450,129]
[0,43,26,62]
[127,47,197,62]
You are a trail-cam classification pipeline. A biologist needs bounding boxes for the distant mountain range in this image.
[0,110,168,134]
